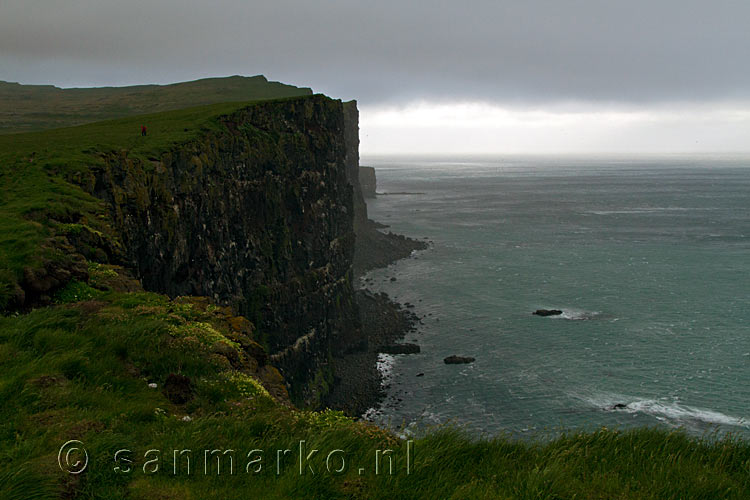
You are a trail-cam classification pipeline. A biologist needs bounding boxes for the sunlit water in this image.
[360,155,750,439]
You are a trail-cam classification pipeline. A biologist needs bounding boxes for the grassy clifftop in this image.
[0,99,275,310]
[0,75,312,134]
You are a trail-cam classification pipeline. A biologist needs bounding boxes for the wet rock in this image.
[380,343,421,355]
[444,355,475,364]
[533,309,563,317]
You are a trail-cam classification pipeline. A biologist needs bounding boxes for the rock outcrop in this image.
[533,309,563,317]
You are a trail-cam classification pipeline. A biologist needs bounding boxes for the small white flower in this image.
[148,382,158,389]
[182,415,192,422]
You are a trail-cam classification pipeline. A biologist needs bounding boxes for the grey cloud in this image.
[1,0,748,105]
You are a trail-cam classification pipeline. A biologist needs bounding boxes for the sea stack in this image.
[359,166,377,198]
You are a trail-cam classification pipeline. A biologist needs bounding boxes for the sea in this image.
[359,155,750,439]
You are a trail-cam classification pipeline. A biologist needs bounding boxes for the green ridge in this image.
[0,98,297,308]
[0,75,312,134]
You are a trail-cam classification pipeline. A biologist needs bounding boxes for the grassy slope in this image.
[0,99,291,307]
[1,292,749,499]
[0,75,312,134]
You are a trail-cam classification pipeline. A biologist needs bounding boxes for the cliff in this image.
[75,96,364,407]
[0,90,422,412]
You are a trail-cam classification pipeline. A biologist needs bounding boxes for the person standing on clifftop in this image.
[141,125,147,136]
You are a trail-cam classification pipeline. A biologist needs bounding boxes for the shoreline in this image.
[325,220,428,416]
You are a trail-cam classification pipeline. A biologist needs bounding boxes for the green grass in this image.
[1,291,749,498]
[0,75,312,134]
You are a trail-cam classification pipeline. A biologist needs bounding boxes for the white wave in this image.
[626,400,748,428]
[586,207,710,215]
[376,353,395,387]
[540,308,600,320]
[559,309,600,321]
[578,392,749,429]
[361,406,380,421]
[361,354,397,421]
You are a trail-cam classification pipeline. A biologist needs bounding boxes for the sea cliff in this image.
[0,94,421,411]
[73,96,370,408]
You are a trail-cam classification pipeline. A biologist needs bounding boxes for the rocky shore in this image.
[353,219,428,277]
[325,161,428,416]
[325,288,421,415]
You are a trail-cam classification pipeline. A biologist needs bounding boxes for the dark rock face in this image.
[359,166,376,198]
[79,96,362,408]
[444,355,475,364]
[380,343,420,355]
[342,101,369,234]
[533,309,563,317]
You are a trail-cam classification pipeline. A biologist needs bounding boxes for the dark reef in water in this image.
[324,290,420,415]
[533,309,563,317]
[444,355,475,364]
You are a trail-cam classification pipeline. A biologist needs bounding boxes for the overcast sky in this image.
[2,0,749,154]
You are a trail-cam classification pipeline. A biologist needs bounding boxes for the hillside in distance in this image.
[0,75,312,134]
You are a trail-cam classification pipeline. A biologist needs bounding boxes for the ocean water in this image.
[359,155,750,439]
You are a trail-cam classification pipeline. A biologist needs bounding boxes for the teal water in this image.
[359,155,750,438]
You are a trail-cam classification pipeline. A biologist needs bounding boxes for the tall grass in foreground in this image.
[1,294,749,498]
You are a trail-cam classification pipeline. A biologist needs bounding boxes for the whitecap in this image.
[376,353,395,387]
[586,207,711,216]
[542,308,601,320]
[577,392,748,429]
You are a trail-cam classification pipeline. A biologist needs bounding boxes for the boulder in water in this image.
[533,309,563,317]
[444,355,475,364]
